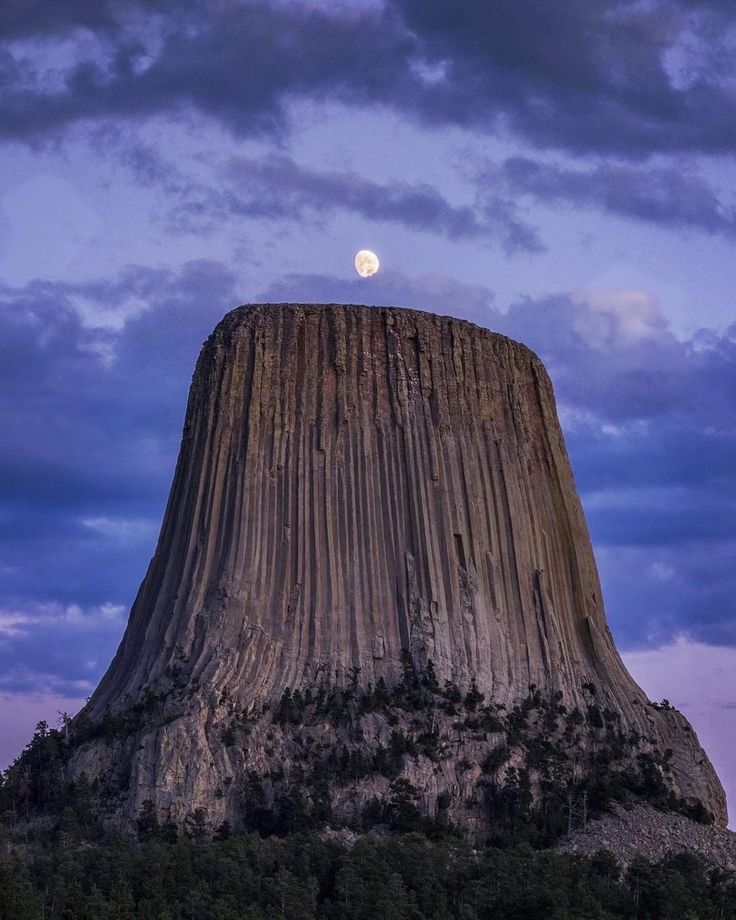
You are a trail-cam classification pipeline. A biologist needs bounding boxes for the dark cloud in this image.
[586,490,736,546]
[0,3,415,142]
[1,0,735,159]
[396,0,736,156]
[0,259,240,692]
[496,157,736,238]
[596,541,736,649]
[159,154,542,253]
[0,259,236,606]
[0,0,115,40]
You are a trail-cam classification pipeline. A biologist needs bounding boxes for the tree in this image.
[273,868,318,919]
[464,680,484,712]
[108,878,136,920]
[137,799,160,842]
[0,856,42,919]
[184,807,208,842]
[422,660,440,694]
[387,779,421,832]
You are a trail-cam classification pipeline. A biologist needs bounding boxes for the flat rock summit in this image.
[71,304,726,836]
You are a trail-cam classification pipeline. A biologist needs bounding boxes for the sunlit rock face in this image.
[74,304,727,829]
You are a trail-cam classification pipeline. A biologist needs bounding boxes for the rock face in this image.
[73,304,727,830]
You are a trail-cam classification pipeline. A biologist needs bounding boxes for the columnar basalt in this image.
[71,304,727,831]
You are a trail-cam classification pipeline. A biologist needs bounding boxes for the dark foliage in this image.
[1,831,736,919]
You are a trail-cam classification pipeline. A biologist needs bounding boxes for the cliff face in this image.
[73,304,726,830]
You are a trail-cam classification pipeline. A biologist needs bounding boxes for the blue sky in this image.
[1,0,735,818]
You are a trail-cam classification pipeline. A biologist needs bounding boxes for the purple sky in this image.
[1,0,735,823]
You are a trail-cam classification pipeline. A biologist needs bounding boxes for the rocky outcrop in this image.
[70,304,727,831]
[559,804,736,869]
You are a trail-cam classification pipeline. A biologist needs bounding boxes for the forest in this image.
[2,828,736,919]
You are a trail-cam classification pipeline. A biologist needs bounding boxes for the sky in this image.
[0,0,735,821]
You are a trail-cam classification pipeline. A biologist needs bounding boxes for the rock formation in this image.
[71,304,727,833]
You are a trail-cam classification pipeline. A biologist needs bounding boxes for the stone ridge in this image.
[74,302,727,828]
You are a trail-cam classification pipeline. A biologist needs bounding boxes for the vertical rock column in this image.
[81,303,727,825]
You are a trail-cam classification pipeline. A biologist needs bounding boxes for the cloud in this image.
[165,153,542,253]
[1,0,735,160]
[599,540,736,648]
[498,156,736,238]
[0,0,116,40]
[569,290,669,343]
[0,259,237,610]
[496,290,736,426]
[394,0,736,156]
[552,289,670,353]
[0,601,125,695]
[81,516,158,542]
[0,2,415,142]
[0,258,241,698]
[104,135,542,253]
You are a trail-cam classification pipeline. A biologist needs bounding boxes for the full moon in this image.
[355,249,379,278]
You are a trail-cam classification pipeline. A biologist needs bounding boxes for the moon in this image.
[355,249,379,278]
